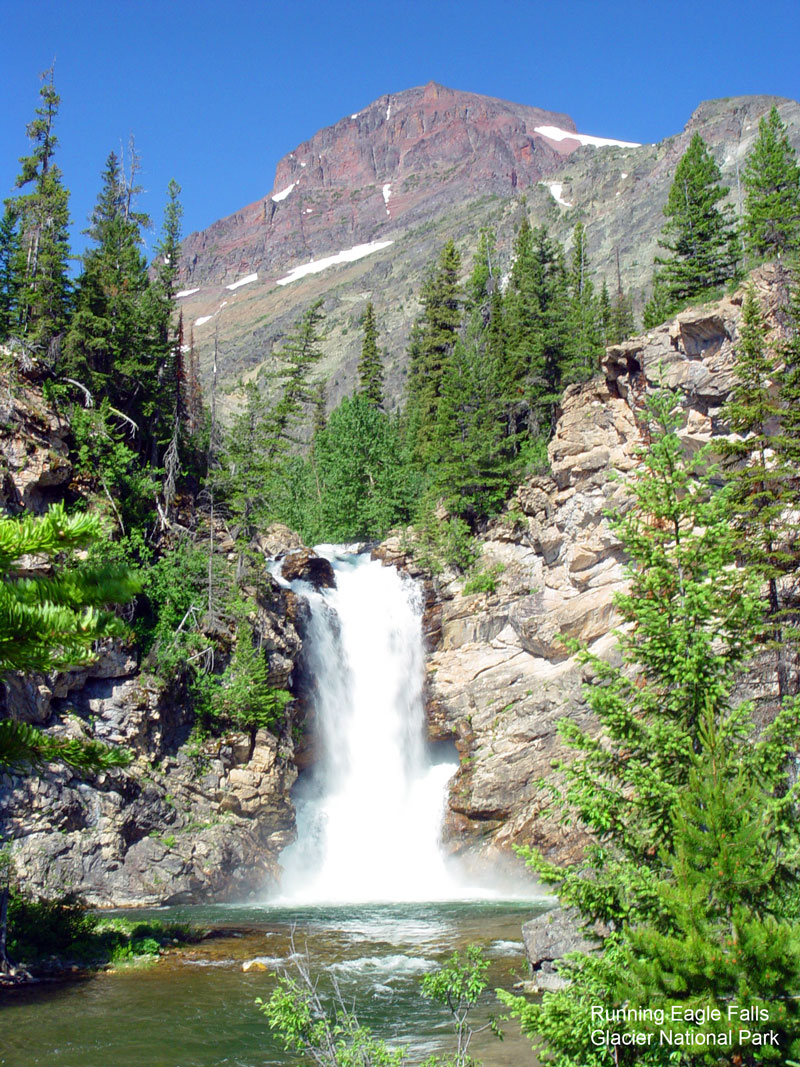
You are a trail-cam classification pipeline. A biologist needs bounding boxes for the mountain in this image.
[176,83,800,411]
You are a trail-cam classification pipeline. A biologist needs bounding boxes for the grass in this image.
[6,891,199,976]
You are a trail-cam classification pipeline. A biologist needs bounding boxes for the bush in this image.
[462,563,505,596]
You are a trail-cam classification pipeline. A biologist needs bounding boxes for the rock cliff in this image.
[407,266,788,867]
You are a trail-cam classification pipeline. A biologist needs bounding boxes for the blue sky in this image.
[2,0,798,256]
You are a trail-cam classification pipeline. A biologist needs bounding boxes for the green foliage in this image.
[0,502,139,773]
[358,301,384,407]
[415,512,479,575]
[462,563,504,596]
[505,390,800,1066]
[406,240,462,465]
[259,956,407,1067]
[217,302,325,545]
[719,282,795,676]
[193,620,291,736]
[420,945,498,1067]
[655,132,740,306]
[615,721,800,1064]
[259,944,497,1067]
[307,393,413,541]
[742,106,800,261]
[4,68,72,359]
[6,888,191,969]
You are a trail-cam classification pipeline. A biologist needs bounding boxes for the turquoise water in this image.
[0,899,547,1067]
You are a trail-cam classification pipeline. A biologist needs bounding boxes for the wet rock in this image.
[281,549,336,589]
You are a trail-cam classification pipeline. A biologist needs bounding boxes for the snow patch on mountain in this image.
[534,125,640,149]
[195,315,213,327]
[176,288,199,299]
[226,273,258,291]
[276,241,395,286]
[272,182,296,202]
[541,182,573,208]
[382,183,392,215]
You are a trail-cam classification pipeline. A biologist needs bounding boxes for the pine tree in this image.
[65,151,152,426]
[562,223,603,384]
[610,248,635,343]
[720,285,793,678]
[504,221,570,436]
[618,722,800,1063]
[357,301,383,407]
[498,394,800,1066]
[642,270,676,329]
[218,302,325,545]
[148,178,186,464]
[406,240,461,463]
[518,394,797,928]
[655,132,740,305]
[311,393,410,540]
[742,106,800,261]
[0,207,20,343]
[6,68,72,361]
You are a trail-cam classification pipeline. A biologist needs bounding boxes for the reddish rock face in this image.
[179,82,579,288]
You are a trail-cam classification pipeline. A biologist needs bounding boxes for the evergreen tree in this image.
[465,228,497,315]
[218,302,325,544]
[562,223,603,384]
[310,393,411,540]
[618,721,800,1063]
[642,270,676,329]
[357,301,383,407]
[655,132,740,305]
[504,221,570,436]
[0,207,20,343]
[148,178,187,465]
[406,240,461,463]
[721,282,800,698]
[65,150,153,443]
[609,249,635,344]
[6,68,71,361]
[779,269,800,469]
[742,106,800,261]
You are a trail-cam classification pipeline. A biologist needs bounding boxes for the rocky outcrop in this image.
[425,272,778,866]
[522,907,604,992]
[0,372,72,514]
[0,568,304,906]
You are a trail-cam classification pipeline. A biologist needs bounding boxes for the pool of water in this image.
[0,899,548,1067]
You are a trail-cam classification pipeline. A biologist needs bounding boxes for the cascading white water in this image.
[277,548,460,903]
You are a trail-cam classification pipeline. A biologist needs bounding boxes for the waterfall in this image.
[277,547,460,903]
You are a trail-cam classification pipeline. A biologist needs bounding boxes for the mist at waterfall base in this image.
[273,547,530,905]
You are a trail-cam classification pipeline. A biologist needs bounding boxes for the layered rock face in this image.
[180,82,577,290]
[175,86,798,411]
[416,268,783,867]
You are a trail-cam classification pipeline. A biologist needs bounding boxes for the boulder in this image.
[281,549,336,589]
[522,907,603,991]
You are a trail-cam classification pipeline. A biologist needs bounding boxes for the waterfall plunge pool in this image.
[0,899,549,1067]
